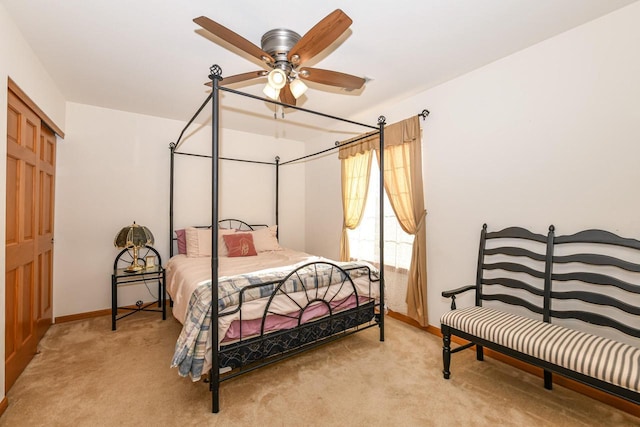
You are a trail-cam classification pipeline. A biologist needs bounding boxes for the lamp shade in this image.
[289,78,308,99]
[114,222,154,249]
[262,84,280,100]
[267,68,287,90]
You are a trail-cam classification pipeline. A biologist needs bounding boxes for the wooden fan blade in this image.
[299,67,365,90]
[288,9,352,65]
[204,70,267,87]
[194,16,274,63]
[279,83,296,106]
[223,70,267,85]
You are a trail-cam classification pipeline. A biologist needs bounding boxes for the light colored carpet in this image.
[2,313,638,427]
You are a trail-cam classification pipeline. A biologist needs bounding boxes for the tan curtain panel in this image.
[338,131,380,159]
[377,116,428,326]
[382,115,421,148]
[339,150,373,261]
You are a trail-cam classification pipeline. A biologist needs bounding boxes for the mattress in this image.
[166,249,319,323]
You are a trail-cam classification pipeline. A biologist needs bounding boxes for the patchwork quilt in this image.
[171,260,375,380]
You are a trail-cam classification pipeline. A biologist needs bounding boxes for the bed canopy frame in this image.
[169,64,396,413]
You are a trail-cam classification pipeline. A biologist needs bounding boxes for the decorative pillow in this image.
[223,233,258,257]
[247,225,282,252]
[175,229,187,254]
[185,227,235,257]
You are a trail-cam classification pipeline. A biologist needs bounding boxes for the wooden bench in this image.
[440,224,640,405]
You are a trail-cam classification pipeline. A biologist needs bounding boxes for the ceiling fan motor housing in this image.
[261,28,301,73]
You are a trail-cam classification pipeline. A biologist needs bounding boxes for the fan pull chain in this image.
[273,104,285,120]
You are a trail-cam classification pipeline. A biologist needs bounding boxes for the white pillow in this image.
[248,225,282,252]
[185,227,235,257]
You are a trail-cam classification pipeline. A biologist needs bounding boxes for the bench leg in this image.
[442,326,451,379]
[543,370,553,390]
[476,344,484,361]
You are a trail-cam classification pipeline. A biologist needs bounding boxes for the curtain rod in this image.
[265,109,431,166]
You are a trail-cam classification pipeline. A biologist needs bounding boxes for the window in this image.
[347,160,414,272]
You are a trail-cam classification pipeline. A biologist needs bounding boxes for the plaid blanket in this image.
[171,260,375,380]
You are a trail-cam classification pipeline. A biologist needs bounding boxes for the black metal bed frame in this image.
[169,64,388,413]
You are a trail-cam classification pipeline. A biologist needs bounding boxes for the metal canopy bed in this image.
[168,65,386,413]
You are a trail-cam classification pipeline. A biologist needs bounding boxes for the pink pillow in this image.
[246,225,281,252]
[176,229,187,254]
[185,227,235,257]
[223,233,257,257]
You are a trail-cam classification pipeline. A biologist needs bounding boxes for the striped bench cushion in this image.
[441,306,640,392]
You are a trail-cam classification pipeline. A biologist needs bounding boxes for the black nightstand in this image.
[111,246,166,330]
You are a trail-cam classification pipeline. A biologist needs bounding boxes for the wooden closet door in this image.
[36,125,55,340]
[5,89,54,392]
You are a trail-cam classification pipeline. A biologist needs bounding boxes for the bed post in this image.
[169,142,176,257]
[378,116,386,342]
[210,64,222,413]
[275,156,280,239]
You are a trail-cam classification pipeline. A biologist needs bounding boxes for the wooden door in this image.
[5,89,54,391]
[36,125,55,340]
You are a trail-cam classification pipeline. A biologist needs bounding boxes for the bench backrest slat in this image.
[550,310,640,338]
[486,226,548,242]
[485,246,547,261]
[554,253,640,273]
[484,262,546,278]
[554,229,640,250]
[553,272,640,293]
[552,290,640,316]
[483,278,545,296]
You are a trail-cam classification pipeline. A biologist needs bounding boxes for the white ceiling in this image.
[3,0,638,140]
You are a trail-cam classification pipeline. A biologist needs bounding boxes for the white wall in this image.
[0,3,66,404]
[304,140,344,260]
[307,2,640,326]
[54,103,305,317]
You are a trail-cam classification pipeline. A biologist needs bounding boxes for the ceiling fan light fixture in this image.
[267,68,287,90]
[289,78,308,99]
[195,10,362,107]
[263,84,280,100]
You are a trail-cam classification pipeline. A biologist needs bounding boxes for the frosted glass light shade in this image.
[263,84,280,100]
[267,69,287,89]
[289,79,308,99]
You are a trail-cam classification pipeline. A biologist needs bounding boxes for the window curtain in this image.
[338,143,374,261]
[339,117,428,326]
[376,116,428,326]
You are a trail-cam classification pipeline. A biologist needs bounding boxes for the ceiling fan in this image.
[194,9,366,106]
